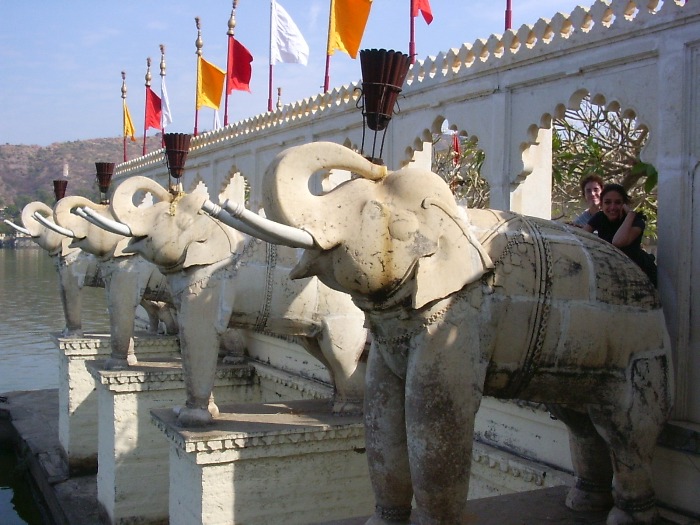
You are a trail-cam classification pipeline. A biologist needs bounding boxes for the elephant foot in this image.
[222,354,246,365]
[364,505,412,525]
[61,328,83,338]
[332,398,364,416]
[566,482,613,512]
[208,400,220,418]
[606,496,657,525]
[174,406,213,427]
[103,357,131,370]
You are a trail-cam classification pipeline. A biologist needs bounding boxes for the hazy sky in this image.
[1,0,588,146]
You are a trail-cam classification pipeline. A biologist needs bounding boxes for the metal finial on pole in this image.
[143,57,152,156]
[194,17,203,135]
[195,16,203,56]
[225,0,238,126]
[276,87,282,111]
[160,45,167,77]
[121,71,128,162]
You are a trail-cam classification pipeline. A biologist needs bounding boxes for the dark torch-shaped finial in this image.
[163,133,192,189]
[53,180,68,202]
[358,49,411,164]
[95,162,115,204]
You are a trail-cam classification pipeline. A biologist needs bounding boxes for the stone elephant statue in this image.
[45,196,178,369]
[6,201,102,337]
[81,176,369,427]
[209,142,673,525]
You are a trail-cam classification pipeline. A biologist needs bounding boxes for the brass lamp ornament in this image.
[163,133,191,192]
[359,49,411,164]
[95,162,115,204]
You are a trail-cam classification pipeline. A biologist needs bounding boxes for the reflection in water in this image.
[0,248,110,524]
[0,248,109,392]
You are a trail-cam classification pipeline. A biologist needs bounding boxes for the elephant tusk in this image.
[3,220,31,236]
[201,200,316,249]
[33,212,76,238]
[79,207,133,237]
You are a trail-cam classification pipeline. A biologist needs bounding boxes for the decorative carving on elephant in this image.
[6,201,102,337]
[43,196,179,369]
[81,176,369,427]
[208,142,673,525]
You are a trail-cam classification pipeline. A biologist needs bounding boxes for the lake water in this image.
[0,248,109,524]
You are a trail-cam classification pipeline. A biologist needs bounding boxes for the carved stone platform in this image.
[53,333,180,475]
[88,359,256,525]
[151,398,374,525]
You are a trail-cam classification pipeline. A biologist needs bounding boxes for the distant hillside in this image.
[0,135,163,212]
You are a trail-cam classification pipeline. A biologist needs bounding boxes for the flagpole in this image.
[268,0,274,111]
[224,0,238,126]
[143,57,152,156]
[409,0,416,64]
[121,71,128,162]
[324,0,333,92]
[505,0,512,30]
[159,45,167,148]
[194,17,203,136]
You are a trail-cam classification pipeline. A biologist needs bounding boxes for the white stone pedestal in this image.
[54,333,180,475]
[151,398,374,525]
[89,359,259,525]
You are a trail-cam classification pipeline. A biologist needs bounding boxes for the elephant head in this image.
[54,196,128,258]
[20,201,75,256]
[106,176,241,271]
[259,141,494,309]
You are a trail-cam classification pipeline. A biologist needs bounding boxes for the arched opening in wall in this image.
[431,121,490,209]
[551,95,658,252]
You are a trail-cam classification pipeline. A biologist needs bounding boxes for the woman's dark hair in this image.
[579,173,604,197]
[600,183,631,204]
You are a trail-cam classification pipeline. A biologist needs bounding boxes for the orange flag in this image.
[196,56,225,110]
[123,100,136,142]
[327,0,373,59]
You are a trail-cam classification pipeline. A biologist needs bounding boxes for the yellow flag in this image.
[327,0,373,59]
[123,100,136,142]
[196,56,225,110]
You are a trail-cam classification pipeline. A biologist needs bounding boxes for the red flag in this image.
[452,132,461,164]
[145,87,162,131]
[227,37,253,94]
[412,0,433,25]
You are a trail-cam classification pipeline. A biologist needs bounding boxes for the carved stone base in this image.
[151,398,374,525]
[88,359,256,525]
[53,333,180,476]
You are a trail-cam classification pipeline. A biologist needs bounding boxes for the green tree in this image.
[432,132,489,209]
[552,96,657,241]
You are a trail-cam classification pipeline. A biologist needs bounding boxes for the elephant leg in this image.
[220,329,246,364]
[103,272,139,369]
[56,262,83,337]
[364,342,413,525]
[176,287,222,427]
[588,355,672,525]
[317,318,368,416]
[405,308,486,524]
[139,299,162,334]
[546,404,613,511]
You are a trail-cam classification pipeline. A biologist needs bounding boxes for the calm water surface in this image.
[0,248,108,524]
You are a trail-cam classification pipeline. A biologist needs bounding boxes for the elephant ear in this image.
[412,199,494,308]
[178,190,235,269]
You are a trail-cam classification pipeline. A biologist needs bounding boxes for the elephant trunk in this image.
[111,176,173,237]
[21,201,54,237]
[33,212,76,238]
[262,142,387,249]
[80,207,133,237]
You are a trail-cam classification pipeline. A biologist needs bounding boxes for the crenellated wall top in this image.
[114,0,697,176]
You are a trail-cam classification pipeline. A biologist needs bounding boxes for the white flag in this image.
[213,110,222,131]
[270,0,309,65]
[161,76,173,128]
